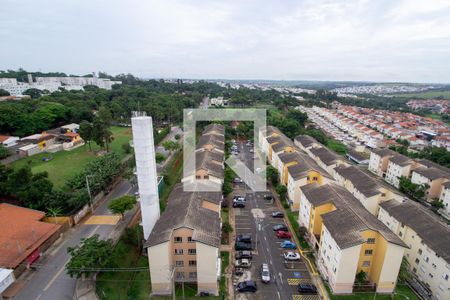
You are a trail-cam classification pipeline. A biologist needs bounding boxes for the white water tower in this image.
[131,112,160,239]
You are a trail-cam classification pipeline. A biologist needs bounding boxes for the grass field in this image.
[397,90,450,99]
[11,126,132,189]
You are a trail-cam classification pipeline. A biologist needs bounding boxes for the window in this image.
[413,267,417,273]
[187,237,193,243]
[443,273,449,281]
[429,273,434,278]
[174,237,183,243]
[399,232,403,237]
[204,175,209,179]
[401,223,405,228]
[432,263,437,269]
[189,272,197,279]
[362,261,370,267]
[188,249,196,255]
[367,238,376,244]
[175,249,184,255]
[176,261,184,267]
[189,260,197,266]
[333,267,337,273]
[364,250,373,256]
[176,272,184,279]
[306,176,310,181]
[415,258,420,264]
[418,249,422,255]
[425,256,429,263]
[196,175,201,179]
[313,177,318,181]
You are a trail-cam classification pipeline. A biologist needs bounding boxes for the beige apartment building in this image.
[294,135,321,155]
[368,148,399,178]
[298,183,407,294]
[378,200,450,300]
[146,184,222,295]
[308,146,348,178]
[410,160,450,201]
[385,155,415,188]
[334,165,403,215]
[439,181,450,218]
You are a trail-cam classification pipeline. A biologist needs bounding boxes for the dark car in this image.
[236,250,252,259]
[235,241,253,251]
[273,224,288,232]
[298,283,318,294]
[233,201,245,208]
[271,211,284,218]
[264,194,274,201]
[236,234,252,243]
[237,280,257,293]
[234,267,244,276]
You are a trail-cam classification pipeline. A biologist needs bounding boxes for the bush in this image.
[121,143,132,154]
[155,153,166,163]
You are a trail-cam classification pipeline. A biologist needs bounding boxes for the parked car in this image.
[249,149,254,153]
[276,231,292,239]
[236,234,252,243]
[233,200,245,208]
[271,211,284,218]
[264,194,274,201]
[236,280,257,293]
[284,251,301,261]
[235,259,251,268]
[260,263,270,283]
[233,195,246,201]
[280,240,297,249]
[298,283,318,294]
[273,224,288,232]
[236,250,252,259]
[235,241,253,251]
[233,177,244,183]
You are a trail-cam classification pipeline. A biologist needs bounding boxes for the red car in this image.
[276,231,292,239]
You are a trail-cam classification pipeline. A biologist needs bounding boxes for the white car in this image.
[283,251,301,261]
[260,263,270,283]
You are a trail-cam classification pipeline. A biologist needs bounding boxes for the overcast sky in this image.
[1,0,450,83]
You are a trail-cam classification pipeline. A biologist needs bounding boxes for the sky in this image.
[1,0,450,83]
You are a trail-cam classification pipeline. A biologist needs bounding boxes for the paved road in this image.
[232,140,316,300]
[14,180,138,300]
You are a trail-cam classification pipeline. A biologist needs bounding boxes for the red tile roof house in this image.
[0,204,61,276]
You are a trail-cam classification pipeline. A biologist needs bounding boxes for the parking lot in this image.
[232,141,319,300]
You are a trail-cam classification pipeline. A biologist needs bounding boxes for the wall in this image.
[196,242,219,295]
[148,242,172,295]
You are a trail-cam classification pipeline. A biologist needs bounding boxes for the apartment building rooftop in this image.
[380,199,450,264]
[203,123,225,136]
[389,153,412,167]
[301,183,406,249]
[294,135,318,148]
[281,151,333,180]
[271,136,294,152]
[414,166,450,181]
[196,150,224,179]
[145,184,222,248]
[334,165,381,197]
[261,125,281,137]
[196,134,225,151]
[309,146,342,166]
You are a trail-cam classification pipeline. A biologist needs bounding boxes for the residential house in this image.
[0,135,20,148]
[378,200,450,300]
[368,148,399,178]
[411,164,450,201]
[346,149,370,165]
[298,183,407,294]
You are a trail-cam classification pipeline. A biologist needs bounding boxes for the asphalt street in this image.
[232,140,317,300]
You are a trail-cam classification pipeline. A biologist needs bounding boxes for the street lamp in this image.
[85,175,95,213]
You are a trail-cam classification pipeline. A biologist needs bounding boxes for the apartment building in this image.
[259,126,282,155]
[146,123,224,296]
[334,165,402,215]
[378,200,450,300]
[278,151,333,210]
[309,146,348,178]
[145,184,222,295]
[294,135,321,155]
[439,182,450,217]
[385,154,415,188]
[267,135,295,168]
[298,183,407,294]
[410,161,450,201]
[368,148,401,178]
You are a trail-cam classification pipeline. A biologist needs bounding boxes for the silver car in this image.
[260,263,270,283]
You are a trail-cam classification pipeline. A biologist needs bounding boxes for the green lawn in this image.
[326,284,418,300]
[11,126,132,188]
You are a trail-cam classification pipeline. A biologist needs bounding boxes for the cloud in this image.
[0,0,449,82]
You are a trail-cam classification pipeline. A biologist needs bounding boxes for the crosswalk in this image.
[292,294,320,300]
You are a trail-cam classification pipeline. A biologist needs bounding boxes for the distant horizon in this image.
[2,68,450,86]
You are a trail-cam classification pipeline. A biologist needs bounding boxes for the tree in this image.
[121,142,132,154]
[108,195,137,217]
[92,116,113,151]
[275,184,287,202]
[0,89,10,96]
[399,176,428,201]
[79,120,93,151]
[355,270,367,286]
[431,198,444,210]
[222,221,233,234]
[162,140,180,153]
[266,166,279,186]
[0,145,9,159]
[97,106,113,125]
[174,134,181,140]
[66,234,114,279]
[155,153,166,163]
[23,88,42,99]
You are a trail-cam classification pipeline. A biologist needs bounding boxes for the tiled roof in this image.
[413,167,450,181]
[380,200,450,264]
[294,135,318,148]
[0,204,61,268]
[309,147,342,166]
[196,134,225,151]
[203,124,225,136]
[283,152,333,180]
[145,184,222,248]
[301,183,406,249]
[196,150,224,179]
[334,165,381,197]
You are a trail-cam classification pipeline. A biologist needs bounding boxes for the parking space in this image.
[232,140,317,300]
